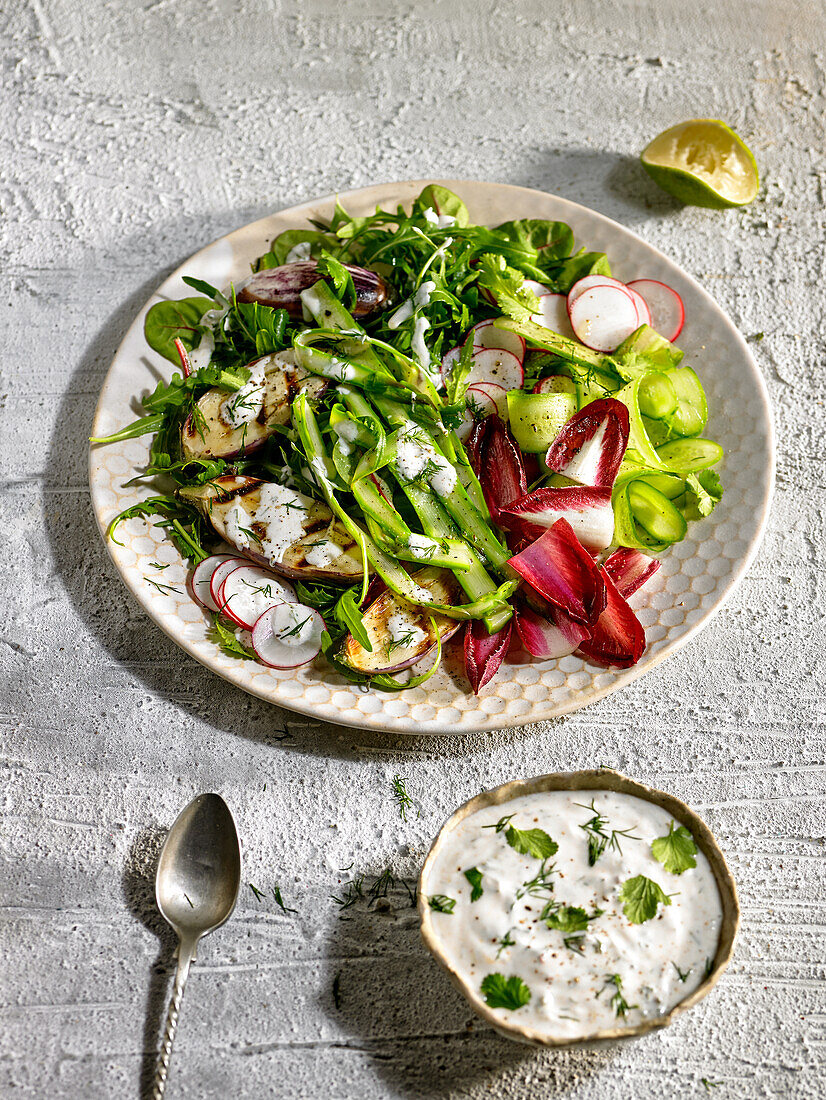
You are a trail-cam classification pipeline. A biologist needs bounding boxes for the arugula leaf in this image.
[210,615,256,660]
[505,825,558,861]
[144,297,212,363]
[480,973,531,1011]
[317,251,356,309]
[334,587,372,652]
[619,875,672,924]
[651,821,698,874]
[181,275,222,299]
[428,894,456,914]
[686,470,724,517]
[475,254,541,322]
[463,867,483,902]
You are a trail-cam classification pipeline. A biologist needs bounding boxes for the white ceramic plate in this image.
[89,180,774,734]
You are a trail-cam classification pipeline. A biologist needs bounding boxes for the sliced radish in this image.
[531,292,575,338]
[457,389,496,441]
[469,319,525,362]
[217,564,297,629]
[468,381,507,416]
[251,602,324,669]
[440,344,462,382]
[627,280,685,341]
[624,286,652,328]
[569,286,639,352]
[209,556,250,613]
[190,554,237,612]
[467,347,523,390]
[523,278,552,298]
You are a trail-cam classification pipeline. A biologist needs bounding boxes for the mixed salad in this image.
[93,184,724,693]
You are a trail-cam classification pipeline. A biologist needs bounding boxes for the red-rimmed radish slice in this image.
[456,389,497,441]
[624,286,652,327]
[440,344,462,382]
[217,564,297,629]
[523,278,551,298]
[499,486,615,553]
[627,279,685,341]
[467,347,523,390]
[569,286,639,352]
[468,381,507,416]
[469,319,525,361]
[531,292,574,338]
[567,274,630,309]
[188,554,237,610]
[251,601,324,669]
[209,556,250,613]
[544,398,630,489]
[189,554,237,612]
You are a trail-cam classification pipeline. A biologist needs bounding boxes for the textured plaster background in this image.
[1,0,825,1097]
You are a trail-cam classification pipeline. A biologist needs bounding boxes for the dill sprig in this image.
[391,774,418,821]
[575,799,641,865]
[601,974,638,1019]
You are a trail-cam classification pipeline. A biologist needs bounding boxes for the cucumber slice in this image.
[639,372,677,418]
[666,367,708,437]
[656,437,723,471]
[639,472,686,500]
[627,481,688,542]
[507,391,577,453]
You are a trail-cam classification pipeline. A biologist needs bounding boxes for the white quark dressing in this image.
[424,789,723,1041]
[388,611,427,650]
[395,428,457,497]
[407,534,439,560]
[225,484,312,565]
[304,538,344,569]
[220,359,267,427]
[270,602,316,646]
[423,206,457,228]
[285,240,313,263]
[187,303,230,372]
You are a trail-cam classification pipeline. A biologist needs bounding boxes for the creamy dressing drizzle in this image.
[225,483,312,566]
[388,610,427,650]
[425,789,722,1040]
[395,427,457,497]
[423,207,457,228]
[407,534,439,560]
[285,240,313,262]
[220,359,267,427]
[303,538,344,569]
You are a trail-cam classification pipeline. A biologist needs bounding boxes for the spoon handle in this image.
[151,937,197,1100]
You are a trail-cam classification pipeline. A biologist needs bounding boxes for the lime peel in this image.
[641,119,759,208]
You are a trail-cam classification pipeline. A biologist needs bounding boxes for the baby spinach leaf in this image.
[493,218,574,261]
[144,297,212,363]
[414,184,469,227]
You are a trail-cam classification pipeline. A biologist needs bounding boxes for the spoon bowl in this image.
[156,792,241,936]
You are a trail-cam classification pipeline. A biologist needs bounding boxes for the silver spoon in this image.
[151,793,241,1099]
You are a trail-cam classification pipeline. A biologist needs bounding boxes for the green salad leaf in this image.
[144,297,212,363]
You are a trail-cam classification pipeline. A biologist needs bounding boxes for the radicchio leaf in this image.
[499,485,615,553]
[544,398,630,489]
[576,569,645,668]
[476,415,527,521]
[507,518,606,625]
[515,602,591,659]
[602,547,660,600]
[464,619,513,694]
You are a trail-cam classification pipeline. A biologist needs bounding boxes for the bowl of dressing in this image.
[418,769,739,1047]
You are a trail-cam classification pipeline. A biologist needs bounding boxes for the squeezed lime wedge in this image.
[641,119,759,208]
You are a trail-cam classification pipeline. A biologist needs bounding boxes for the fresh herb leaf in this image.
[272,884,297,913]
[248,883,266,902]
[496,930,516,958]
[483,814,516,834]
[602,973,637,1019]
[686,469,724,517]
[480,973,531,1011]
[181,276,222,299]
[651,821,698,874]
[392,774,417,821]
[335,587,372,652]
[673,961,691,982]
[545,905,603,935]
[700,1079,720,1090]
[463,867,484,902]
[619,875,672,924]
[210,615,256,660]
[428,894,456,914]
[475,253,541,322]
[505,825,558,861]
[576,799,641,865]
[516,859,557,903]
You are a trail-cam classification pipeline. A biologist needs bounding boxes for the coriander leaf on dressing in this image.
[480,973,531,1011]
[619,874,672,924]
[651,821,698,874]
[505,825,558,861]
[463,867,484,902]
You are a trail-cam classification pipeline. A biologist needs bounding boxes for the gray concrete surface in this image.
[2,0,825,1096]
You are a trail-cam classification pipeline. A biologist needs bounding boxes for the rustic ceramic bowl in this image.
[418,769,739,1047]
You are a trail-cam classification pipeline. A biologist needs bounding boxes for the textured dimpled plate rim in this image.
[89,180,775,735]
